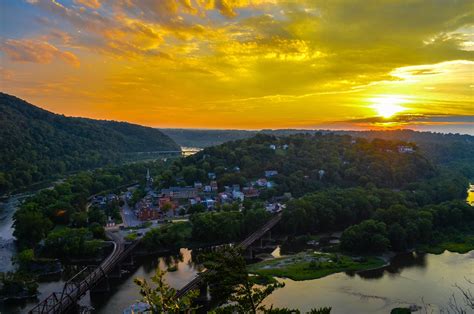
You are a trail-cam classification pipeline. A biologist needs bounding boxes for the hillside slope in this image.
[0,93,179,194]
[161,128,474,167]
[181,133,436,197]
[160,128,256,148]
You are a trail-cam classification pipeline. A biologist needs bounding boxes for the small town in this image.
[91,165,286,231]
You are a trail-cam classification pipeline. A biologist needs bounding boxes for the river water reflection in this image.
[89,249,474,313]
[3,246,474,313]
[263,250,474,313]
[92,249,203,313]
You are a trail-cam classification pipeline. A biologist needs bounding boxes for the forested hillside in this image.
[160,128,255,148]
[179,133,436,197]
[0,93,179,194]
[161,128,474,167]
[338,129,474,165]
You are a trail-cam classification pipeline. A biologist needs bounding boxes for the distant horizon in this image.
[4,91,474,136]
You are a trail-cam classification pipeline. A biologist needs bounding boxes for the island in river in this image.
[248,251,386,281]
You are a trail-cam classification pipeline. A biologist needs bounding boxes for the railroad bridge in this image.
[29,212,282,313]
[28,231,138,314]
[176,212,282,299]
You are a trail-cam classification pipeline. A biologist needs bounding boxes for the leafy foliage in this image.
[42,227,102,258]
[134,268,199,313]
[142,222,192,250]
[340,220,390,252]
[203,246,284,313]
[189,209,271,244]
[0,271,38,299]
[13,161,165,249]
[176,133,435,196]
[340,200,474,253]
[0,93,179,194]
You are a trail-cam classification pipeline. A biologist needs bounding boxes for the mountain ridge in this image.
[0,93,179,194]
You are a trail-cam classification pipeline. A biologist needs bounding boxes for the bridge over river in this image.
[176,212,282,298]
[28,231,139,314]
[29,212,282,313]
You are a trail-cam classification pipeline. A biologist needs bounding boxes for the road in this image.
[121,200,141,228]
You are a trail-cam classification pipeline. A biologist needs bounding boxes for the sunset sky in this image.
[1,0,473,133]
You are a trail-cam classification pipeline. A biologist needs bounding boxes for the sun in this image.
[370,96,408,118]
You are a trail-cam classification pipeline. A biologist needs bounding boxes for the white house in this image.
[398,146,415,154]
[232,191,245,202]
[265,170,278,178]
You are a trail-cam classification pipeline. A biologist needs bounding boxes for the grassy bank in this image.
[419,234,474,254]
[248,251,385,281]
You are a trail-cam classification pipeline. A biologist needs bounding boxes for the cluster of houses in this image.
[90,194,119,208]
[89,193,119,227]
[397,145,415,154]
[131,169,282,221]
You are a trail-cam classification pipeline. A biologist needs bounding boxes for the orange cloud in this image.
[1,39,80,67]
[3,0,472,130]
[73,0,101,9]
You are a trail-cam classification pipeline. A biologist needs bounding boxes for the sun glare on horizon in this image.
[370,96,409,119]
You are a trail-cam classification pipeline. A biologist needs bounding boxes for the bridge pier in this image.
[121,253,135,267]
[172,213,283,302]
[108,264,122,279]
[196,283,209,301]
[91,276,110,293]
[245,247,254,260]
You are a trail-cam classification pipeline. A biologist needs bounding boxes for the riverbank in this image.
[248,251,386,281]
[418,234,474,254]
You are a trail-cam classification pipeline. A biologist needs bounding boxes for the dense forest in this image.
[160,128,474,164]
[11,131,474,261]
[338,129,474,165]
[280,187,473,253]
[0,93,179,194]
[178,133,436,197]
[13,161,165,251]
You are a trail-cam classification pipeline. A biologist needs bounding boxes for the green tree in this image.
[43,227,102,258]
[134,268,198,313]
[88,207,107,225]
[161,202,174,215]
[388,223,408,251]
[89,222,106,239]
[0,272,38,298]
[71,211,88,227]
[13,208,53,249]
[203,246,284,313]
[12,249,35,270]
[340,220,390,253]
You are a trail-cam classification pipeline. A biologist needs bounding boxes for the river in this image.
[263,250,474,313]
[48,248,474,314]
[87,249,474,314]
[3,245,473,313]
[0,193,34,273]
[1,192,473,313]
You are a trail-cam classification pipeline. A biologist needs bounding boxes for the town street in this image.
[121,199,141,228]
